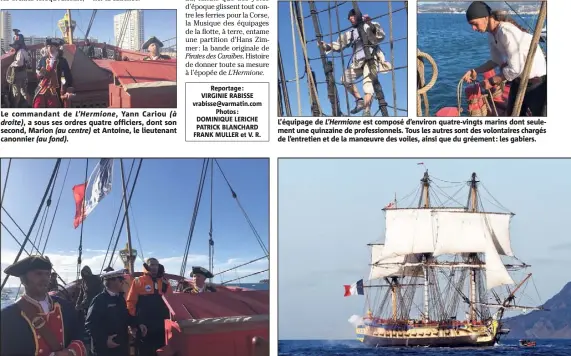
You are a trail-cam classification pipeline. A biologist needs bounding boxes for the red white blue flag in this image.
[73,159,114,228]
[344,279,364,297]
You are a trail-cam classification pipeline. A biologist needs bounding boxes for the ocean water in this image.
[417,13,547,115]
[279,339,571,356]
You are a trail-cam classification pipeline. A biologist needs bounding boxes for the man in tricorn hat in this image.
[6,34,31,107]
[34,37,74,108]
[142,36,171,60]
[184,266,217,293]
[0,255,87,356]
[86,269,139,356]
[12,28,24,43]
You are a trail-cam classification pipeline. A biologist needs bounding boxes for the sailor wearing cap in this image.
[142,36,171,61]
[0,255,87,356]
[85,269,138,356]
[184,266,217,293]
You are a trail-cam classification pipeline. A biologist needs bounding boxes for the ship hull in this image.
[362,333,494,348]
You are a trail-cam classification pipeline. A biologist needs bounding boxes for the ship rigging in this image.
[351,169,546,348]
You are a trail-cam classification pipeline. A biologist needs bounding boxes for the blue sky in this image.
[278,1,408,117]
[5,10,176,47]
[278,159,571,339]
[0,158,268,287]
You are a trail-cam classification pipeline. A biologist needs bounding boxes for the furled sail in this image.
[432,211,513,256]
[369,244,423,279]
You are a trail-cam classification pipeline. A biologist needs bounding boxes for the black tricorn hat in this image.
[46,38,64,47]
[190,266,214,279]
[13,29,20,33]
[142,36,164,50]
[4,255,52,277]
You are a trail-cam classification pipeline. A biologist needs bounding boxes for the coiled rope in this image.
[416,49,438,116]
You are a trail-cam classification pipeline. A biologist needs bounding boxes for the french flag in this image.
[344,279,364,297]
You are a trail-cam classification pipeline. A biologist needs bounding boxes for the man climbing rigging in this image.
[317,9,392,116]
[461,1,547,116]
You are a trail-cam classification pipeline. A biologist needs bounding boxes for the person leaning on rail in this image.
[461,1,547,116]
[317,9,392,116]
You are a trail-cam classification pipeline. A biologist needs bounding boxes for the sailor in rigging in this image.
[76,266,103,316]
[126,258,172,356]
[142,36,171,61]
[462,1,547,116]
[0,255,87,356]
[183,266,217,293]
[34,38,75,108]
[85,269,139,356]
[318,9,392,116]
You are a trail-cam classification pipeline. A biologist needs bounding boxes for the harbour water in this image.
[279,339,571,356]
[417,13,546,115]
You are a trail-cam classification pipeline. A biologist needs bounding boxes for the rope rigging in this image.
[180,159,210,278]
[104,159,144,273]
[1,159,62,291]
[76,159,89,281]
[279,1,407,116]
[100,159,137,273]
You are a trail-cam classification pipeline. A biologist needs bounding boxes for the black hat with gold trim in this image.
[4,255,52,277]
[190,266,214,279]
[142,36,164,50]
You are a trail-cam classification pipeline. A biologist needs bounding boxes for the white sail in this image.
[432,211,513,256]
[382,209,436,256]
[369,244,422,279]
[485,239,514,289]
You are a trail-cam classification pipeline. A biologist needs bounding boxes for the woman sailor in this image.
[462,1,547,116]
[318,9,392,116]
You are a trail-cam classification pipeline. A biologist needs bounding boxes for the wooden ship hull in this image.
[357,321,498,348]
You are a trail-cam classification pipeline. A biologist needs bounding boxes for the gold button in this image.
[39,349,43,353]
[59,329,63,332]
[37,335,41,339]
[57,315,61,319]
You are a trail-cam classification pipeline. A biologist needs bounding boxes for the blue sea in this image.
[417,13,547,115]
[279,339,571,356]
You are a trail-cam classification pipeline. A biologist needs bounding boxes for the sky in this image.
[278,159,571,340]
[278,1,408,117]
[0,158,269,288]
[5,10,176,47]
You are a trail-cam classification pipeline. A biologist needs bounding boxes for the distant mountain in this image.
[503,281,571,339]
[417,2,541,14]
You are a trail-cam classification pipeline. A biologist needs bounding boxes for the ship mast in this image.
[420,170,430,323]
[65,10,74,44]
[468,172,479,322]
[119,159,135,274]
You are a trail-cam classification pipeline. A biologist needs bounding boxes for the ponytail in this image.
[491,10,528,33]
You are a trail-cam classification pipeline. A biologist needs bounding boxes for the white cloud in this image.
[1,248,269,288]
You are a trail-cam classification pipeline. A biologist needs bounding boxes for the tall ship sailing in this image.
[345,169,544,348]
